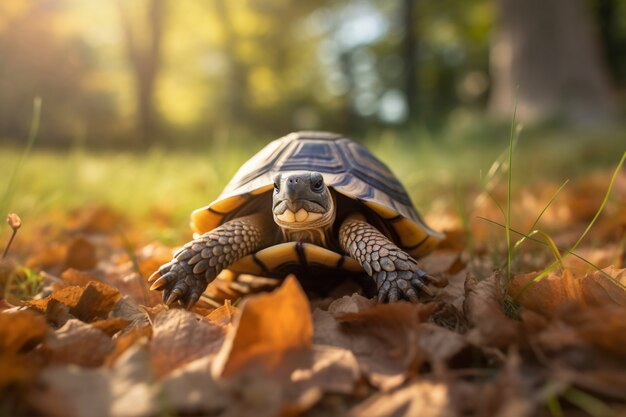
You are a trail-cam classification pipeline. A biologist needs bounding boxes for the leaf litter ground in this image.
[1,168,625,417]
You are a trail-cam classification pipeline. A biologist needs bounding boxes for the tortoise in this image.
[149,131,445,308]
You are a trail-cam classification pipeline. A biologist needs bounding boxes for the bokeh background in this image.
[0,0,625,234]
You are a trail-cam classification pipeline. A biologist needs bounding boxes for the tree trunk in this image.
[118,0,164,144]
[488,0,615,125]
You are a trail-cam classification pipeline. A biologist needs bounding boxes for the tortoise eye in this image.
[311,176,324,192]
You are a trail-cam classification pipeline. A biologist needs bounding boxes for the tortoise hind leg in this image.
[149,214,273,308]
[339,213,444,303]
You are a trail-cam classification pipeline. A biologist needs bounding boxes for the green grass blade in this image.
[478,216,623,287]
[512,179,570,253]
[562,388,612,417]
[0,97,42,214]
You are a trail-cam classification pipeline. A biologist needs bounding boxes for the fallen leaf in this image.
[508,267,626,317]
[25,285,84,314]
[64,235,97,270]
[110,295,150,330]
[212,275,313,378]
[150,308,224,378]
[0,310,48,353]
[92,317,130,337]
[43,319,114,366]
[70,280,121,322]
[31,342,157,417]
[418,323,470,366]
[289,344,359,396]
[106,325,152,366]
[0,352,39,391]
[160,356,229,415]
[67,205,126,234]
[206,301,239,328]
[59,268,95,288]
[347,380,453,417]
[463,273,521,347]
[336,302,432,390]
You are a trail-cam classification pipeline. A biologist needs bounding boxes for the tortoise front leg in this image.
[339,213,442,303]
[149,214,272,308]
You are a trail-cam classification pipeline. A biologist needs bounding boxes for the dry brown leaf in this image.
[206,301,240,328]
[160,356,229,415]
[508,267,626,317]
[43,319,114,366]
[150,308,224,378]
[313,298,434,391]
[25,285,84,314]
[347,380,453,417]
[553,366,626,401]
[418,323,469,366]
[289,344,359,396]
[64,235,97,270]
[336,302,433,390]
[212,275,313,378]
[0,310,48,353]
[106,325,152,366]
[25,242,67,270]
[59,267,95,288]
[91,317,131,337]
[328,293,376,315]
[464,273,521,347]
[31,342,157,417]
[557,304,626,358]
[0,352,39,391]
[67,205,126,234]
[111,295,150,329]
[71,280,121,322]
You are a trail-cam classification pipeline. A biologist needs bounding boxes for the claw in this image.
[150,272,175,291]
[412,278,434,297]
[147,270,160,283]
[405,288,419,303]
[426,274,448,288]
[166,287,185,305]
[186,291,201,309]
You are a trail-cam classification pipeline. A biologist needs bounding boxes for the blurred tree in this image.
[117,0,165,144]
[401,0,418,122]
[0,0,115,145]
[488,0,616,125]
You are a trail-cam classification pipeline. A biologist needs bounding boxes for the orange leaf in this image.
[64,235,97,270]
[213,275,313,378]
[508,267,626,317]
[0,310,48,354]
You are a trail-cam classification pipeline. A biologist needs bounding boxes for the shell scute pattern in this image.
[191,131,443,261]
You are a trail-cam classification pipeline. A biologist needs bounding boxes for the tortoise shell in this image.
[191,131,443,275]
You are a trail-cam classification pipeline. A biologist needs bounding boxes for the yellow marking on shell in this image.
[229,255,263,275]
[190,208,220,235]
[231,243,363,273]
[251,184,273,195]
[364,200,398,219]
[255,243,300,271]
[301,243,340,264]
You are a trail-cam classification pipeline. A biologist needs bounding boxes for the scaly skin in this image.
[148,214,271,308]
[339,213,443,302]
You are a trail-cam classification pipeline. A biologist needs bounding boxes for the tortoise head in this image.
[272,172,335,230]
